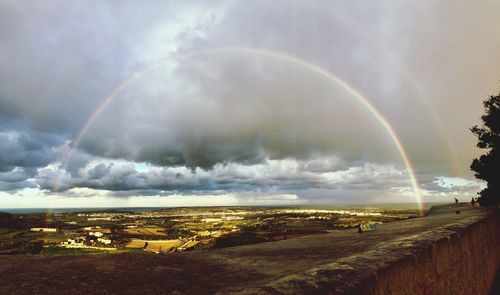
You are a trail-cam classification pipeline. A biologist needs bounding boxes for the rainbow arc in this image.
[55,47,424,212]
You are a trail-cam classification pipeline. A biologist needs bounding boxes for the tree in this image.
[471,91,500,206]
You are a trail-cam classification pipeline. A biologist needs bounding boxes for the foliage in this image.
[471,92,500,206]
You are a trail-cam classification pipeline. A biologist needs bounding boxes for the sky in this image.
[1,0,499,208]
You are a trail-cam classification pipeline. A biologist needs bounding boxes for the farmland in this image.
[0,206,422,255]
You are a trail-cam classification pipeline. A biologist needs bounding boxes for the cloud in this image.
[0,0,499,205]
[0,128,64,171]
[74,50,403,170]
[0,167,38,191]
[36,156,413,196]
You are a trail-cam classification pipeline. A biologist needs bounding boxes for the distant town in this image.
[0,206,421,255]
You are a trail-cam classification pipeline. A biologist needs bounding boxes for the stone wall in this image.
[248,206,500,295]
[359,208,499,295]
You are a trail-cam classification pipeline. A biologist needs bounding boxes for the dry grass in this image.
[123,227,166,236]
[124,239,181,253]
[124,239,147,248]
[145,240,181,253]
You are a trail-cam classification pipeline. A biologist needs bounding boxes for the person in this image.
[471,197,476,206]
[454,198,459,204]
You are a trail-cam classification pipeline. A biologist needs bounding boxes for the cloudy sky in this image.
[1,0,499,208]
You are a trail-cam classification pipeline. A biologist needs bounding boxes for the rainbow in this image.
[325,8,463,177]
[56,47,424,211]
[399,68,464,176]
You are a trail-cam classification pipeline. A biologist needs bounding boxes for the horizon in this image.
[0,201,445,212]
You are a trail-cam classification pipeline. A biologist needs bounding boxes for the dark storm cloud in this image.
[0,167,37,191]
[0,0,498,202]
[76,52,398,171]
[37,157,413,196]
[0,167,36,182]
[66,0,500,176]
[0,180,37,191]
[0,0,226,133]
[0,128,64,170]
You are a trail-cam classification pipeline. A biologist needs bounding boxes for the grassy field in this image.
[124,239,181,253]
[39,233,69,244]
[123,226,166,236]
[145,240,181,253]
[125,239,147,248]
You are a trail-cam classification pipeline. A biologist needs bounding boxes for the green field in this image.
[40,233,70,244]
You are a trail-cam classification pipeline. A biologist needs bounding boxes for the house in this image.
[89,231,104,237]
[97,237,112,245]
[62,237,85,247]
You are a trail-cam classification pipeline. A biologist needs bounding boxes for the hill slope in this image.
[0,204,498,294]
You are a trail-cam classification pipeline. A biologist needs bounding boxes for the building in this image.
[97,237,112,245]
[89,231,104,237]
[62,237,85,247]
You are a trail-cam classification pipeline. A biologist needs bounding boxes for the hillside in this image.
[0,204,498,294]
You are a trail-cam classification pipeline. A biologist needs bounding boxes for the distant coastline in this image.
[0,202,445,214]
[0,207,167,214]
